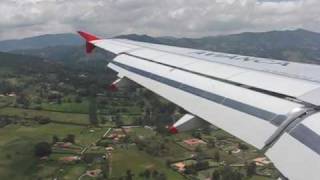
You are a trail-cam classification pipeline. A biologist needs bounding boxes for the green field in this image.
[0,107,89,125]
[0,96,15,107]
[41,101,90,114]
[198,168,274,180]
[111,146,183,179]
[0,123,109,180]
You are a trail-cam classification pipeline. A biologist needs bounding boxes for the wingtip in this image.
[77,31,100,42]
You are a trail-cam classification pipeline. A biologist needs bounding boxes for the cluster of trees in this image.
[0,80,19,94]
[185,161,210,174]
[137,169,167,180]
[0,115,50,128]
[211,165,244,180]
[34,142,52,158]
[34,116,51,124]
[210,162,257,180]
[134,136,168,156]
[15,93,30,108]
[52,134,76,144]
[0,115,22,127]
[135,90,178,134]
[89,96,99,125]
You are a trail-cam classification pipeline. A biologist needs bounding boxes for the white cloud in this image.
[0,0,319,40]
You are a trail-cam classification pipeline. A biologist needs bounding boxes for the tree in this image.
[100,116,107,124]
[165,159,172,168]
[214,151,220,162]
[238,143,249,151]
[208,138,216,148]
[203,126,211,135]
[34,142,52,157]
[194,161,209,170]
[192,131,201,139]
[64,134,75,143]
[195,145,203,153]
[16,93,30,108]
[126,169,134,180]
[89,97,98,125]
[156,173,167,180]
[75,96,82,103]
[212,170,220,180]
[35,116,50,124]
[113,114,123,127]
[143,169,151,178]
[246,162,257,177]
[221,165,244,180]
[152,170,159,178]
[52,135,59,144]
[184,164,197,175]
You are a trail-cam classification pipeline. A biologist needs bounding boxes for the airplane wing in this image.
[78,31,320,180]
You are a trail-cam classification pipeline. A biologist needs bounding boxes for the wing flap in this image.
[266,113,320,180]
[110,54,303,149]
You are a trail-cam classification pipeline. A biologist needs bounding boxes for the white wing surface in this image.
[79,31,320,180]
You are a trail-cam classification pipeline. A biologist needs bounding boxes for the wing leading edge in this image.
[78,31,320,180]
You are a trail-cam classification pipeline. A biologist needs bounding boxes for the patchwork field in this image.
[111,146,183,179]
[0,107,90,125]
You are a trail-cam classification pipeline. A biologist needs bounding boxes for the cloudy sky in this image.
[0,0,319,40]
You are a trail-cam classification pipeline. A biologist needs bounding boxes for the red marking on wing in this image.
[86,42,96,53]
[169,126,178,134]
[108,84,118,92]
[77,31,100,54]
[78,31,99,42]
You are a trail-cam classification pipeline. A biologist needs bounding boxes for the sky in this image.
[0,0,319,40]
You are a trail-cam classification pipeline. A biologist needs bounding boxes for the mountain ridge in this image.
[0,33,83,52]
[2,29,320,64]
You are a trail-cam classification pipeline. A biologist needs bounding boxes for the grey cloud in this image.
[0,0,319,40]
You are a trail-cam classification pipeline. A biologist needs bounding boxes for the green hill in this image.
[3,29,320,64]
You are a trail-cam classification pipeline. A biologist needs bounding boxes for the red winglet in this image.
[77,31,100,54]
[169,126,178,134]
[77,31,100,42]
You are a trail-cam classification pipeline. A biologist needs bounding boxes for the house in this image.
[59,156,81,163]
[86,169,102,177]
[173,162,186,172]
[7,93,16,97]
[183,138,206,146]
[253,157,271,166]
[105,147,114,152]
[55,142,73,148]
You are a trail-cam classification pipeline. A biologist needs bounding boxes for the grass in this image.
[41,102,90,114]
[60,164,88,180]
[0,107,90,125]
[127,127,156,137]
[0,123,110,180]
[0,96,15,107]
[111,146,183,179]
[197,167,275,180]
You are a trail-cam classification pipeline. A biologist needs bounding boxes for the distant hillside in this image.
[4,29,320,64]
[11,45,114,64]
[0,51,57,74]
[119,29,320,63]
[0,51,43,65]
[0,34,82,52]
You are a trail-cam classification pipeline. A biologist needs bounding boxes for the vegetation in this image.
[0,32,292,179]
[34,142,52,157]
